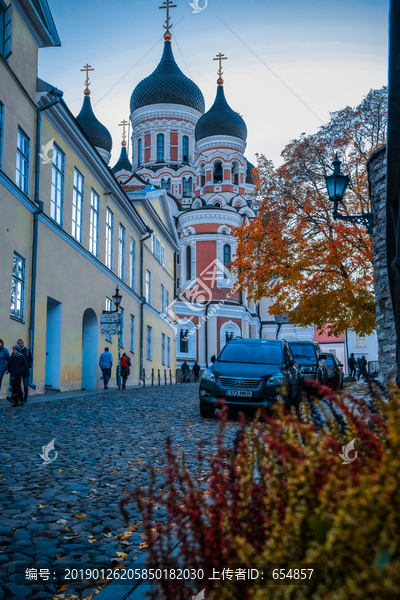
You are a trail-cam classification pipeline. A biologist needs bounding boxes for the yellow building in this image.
[0,0,177,398]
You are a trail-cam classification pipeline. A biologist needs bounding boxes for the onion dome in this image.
[112,141,132,174]
[130,40,205,114]
[195,80,247,142]
[76,90,113,163]
[246,159,256,184]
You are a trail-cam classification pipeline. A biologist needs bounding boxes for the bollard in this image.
[158,369,161,386]
[151,368,154,387]
[142,369,146,388]
[164,369,167,386]
[170,369,172,386]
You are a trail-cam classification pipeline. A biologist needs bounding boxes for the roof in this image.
[76,95,113,154]
[195,84,247,142]
[130,40,205,114]
[111,145,132,174]
[246,159,256,184]
[17,0,60,47]
[313,327,344,344]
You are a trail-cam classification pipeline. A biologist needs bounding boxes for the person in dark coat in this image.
[120,353,131,390]
[8,346,27,407]
[193,362,201,383]
[358,355,368,381]
[17,339,33,404]
[348,353,357,378]
[0,340,10,390]
[181,361,190,383]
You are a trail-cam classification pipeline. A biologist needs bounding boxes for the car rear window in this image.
[325,356,335,366]
[218,343,283,365]
[288,343,317,359]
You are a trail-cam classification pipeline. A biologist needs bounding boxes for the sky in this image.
[39,0,389,168]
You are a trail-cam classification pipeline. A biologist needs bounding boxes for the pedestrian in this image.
[120,353,131,390]
[0,339,10,391]
[17,339,33,404]
[8,346,28,407]
[99,347,113,390]
[193,361,201,383]
[348,353,357,378]
[181,360,190,383]
[358,355,368,381]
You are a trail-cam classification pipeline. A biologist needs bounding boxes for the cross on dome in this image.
[213,52,228,82]
[81,64,94,95]
[159,0,177,39]
[119,119,129,146]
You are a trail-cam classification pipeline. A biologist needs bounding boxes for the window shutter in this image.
[3,3,12,59]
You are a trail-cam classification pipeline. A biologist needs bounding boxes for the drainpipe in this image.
[140,229,153,381]
[30,89,63,383]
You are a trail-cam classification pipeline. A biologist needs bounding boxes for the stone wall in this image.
[367,146,397,381]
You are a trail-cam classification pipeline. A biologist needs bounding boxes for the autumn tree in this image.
[232,87,387,336]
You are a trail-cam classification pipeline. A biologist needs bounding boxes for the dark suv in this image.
[199,339,301,418]
[287,341,328,386]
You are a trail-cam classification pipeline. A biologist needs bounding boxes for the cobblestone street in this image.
[0,384,241,600]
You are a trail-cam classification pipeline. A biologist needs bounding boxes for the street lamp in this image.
[325,154,373,235]
[112,286,122,311]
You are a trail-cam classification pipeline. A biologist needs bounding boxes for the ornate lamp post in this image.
[325,154,373,235]
[112,286,123,390]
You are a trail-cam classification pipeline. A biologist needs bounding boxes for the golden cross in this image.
[81,64,94,89]
[159,0,177,31]
[119,120,129,141]
[213,53,228,78]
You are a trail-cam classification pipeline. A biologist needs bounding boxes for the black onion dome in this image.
[112,145,132,174]
[246,159,256,184]
[195,84,247,142]
[76,95,113,153]
[130,41,205,114]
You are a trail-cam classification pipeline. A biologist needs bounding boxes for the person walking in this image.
[348,353,357,378]
[8,346,27,407]
[17,339,32,404]
[181,360,190,383]
[0,340,10,391]
[120,353,131,390]
[193,361,201,383]
[358,355,368,381]
[99,347,113,389]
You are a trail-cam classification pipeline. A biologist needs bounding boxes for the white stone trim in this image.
[178,210,243,229]
[176,317,197,360]
[220,320,242,349]
[196,135,247,154]
[218,225,231,234]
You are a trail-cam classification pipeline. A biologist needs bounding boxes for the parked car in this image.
[324,353,344,390]
[199,338,302,418]
[287,341,328,387]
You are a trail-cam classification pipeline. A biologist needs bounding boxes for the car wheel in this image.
[200,402,215,418]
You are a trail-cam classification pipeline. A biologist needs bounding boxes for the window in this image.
[105,208,114,270]
[0,101,4,168]
[161,178,171,192]
[89,190,100,257]
[156,237,161,262]
[356,336,366,347]
[138,138,142,166]
[157,133,164,162]
[180,329,189,353]
[183,177,192,198]
[118,224,126,280]
[213,162,223,184]
[161,284,165,314]
[50,144,64,225]
[146,270,151,304]
[166,290,170,314]
[10,252,25,321]
[223,244,231,278]
[130,315,135,353]
[0,2,12,60]
[161,244,165,268]
[182,135,189,163]
[146,326,153,360]
[186,245,192,280]
[72,168,84,242]
[130,238,136,290]
[105,297,113,342]
[151,232,156,255]
[167,337,171,367]
[119,307,124,349]
[162,333,166,365]
[225,330,235,344]
[16,128,29,195]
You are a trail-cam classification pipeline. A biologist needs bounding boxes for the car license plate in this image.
[226,390,252,397]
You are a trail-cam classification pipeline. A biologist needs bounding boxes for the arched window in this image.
[223,244,231,278]
[161,178,171,192]
[138,139,142,166]
[213,162,223,183]
[157,134,165,162]
[183,177,193,198]
[186,245,192,280]
[180,329,189,353]
[214,202,221,207]
[182,136,189,163]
